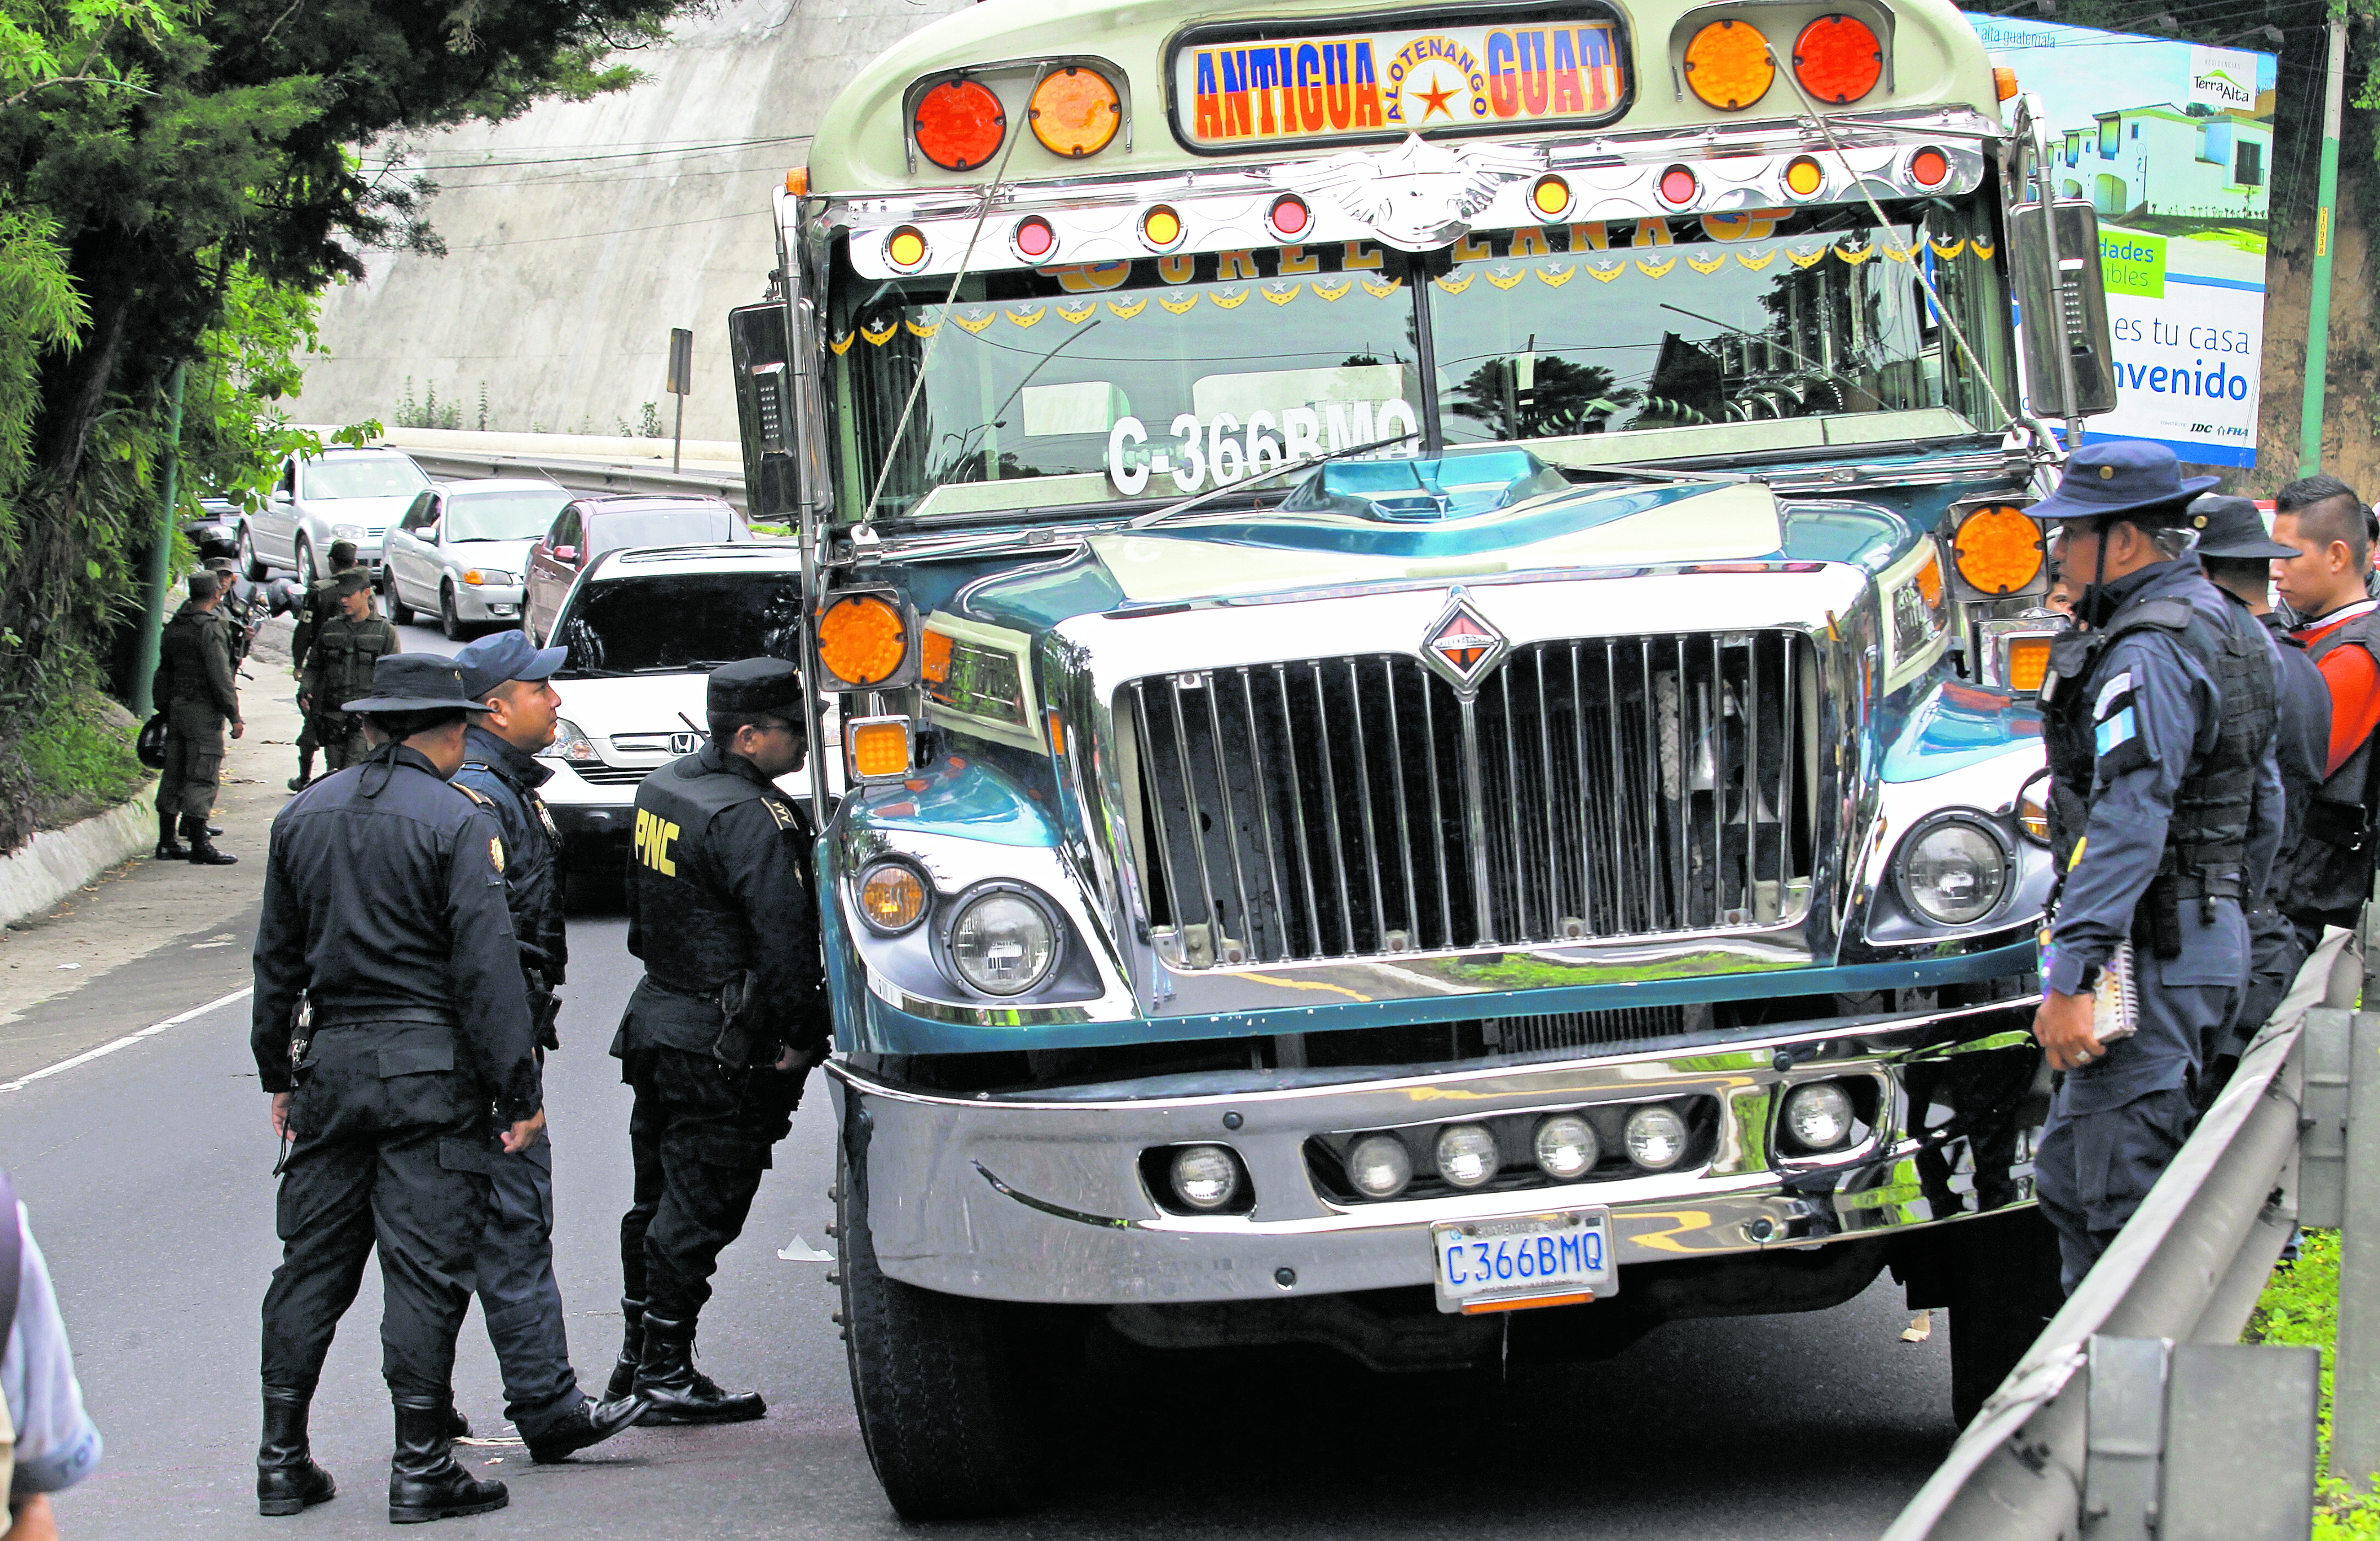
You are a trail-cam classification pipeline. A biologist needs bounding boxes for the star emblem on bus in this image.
[1421,591,1507,691]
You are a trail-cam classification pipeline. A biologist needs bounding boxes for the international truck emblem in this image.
[1422,590,1507,690]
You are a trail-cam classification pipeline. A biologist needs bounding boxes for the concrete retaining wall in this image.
[291,0,970,445]
[0,792,157,929]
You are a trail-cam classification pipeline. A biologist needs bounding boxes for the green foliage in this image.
[2244,1230,2380,1534]
[0,0,176,108]
[16,674,142,822]
[638,400,665,439]
[393,376,461,431]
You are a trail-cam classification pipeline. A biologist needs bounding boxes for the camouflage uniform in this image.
[299,607,400,771]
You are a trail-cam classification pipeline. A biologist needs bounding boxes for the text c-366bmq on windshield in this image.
[1105,399,1419,495]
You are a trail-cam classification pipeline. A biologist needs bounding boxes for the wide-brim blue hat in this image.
[2032,440,2222,526]
[340,654,497,715]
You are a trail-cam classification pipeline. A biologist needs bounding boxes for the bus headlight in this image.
[1896,817,2009,926]
[947,888,1058,996]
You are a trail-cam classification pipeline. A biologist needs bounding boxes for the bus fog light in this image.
[1346,1134,1411,1198]
[1783,1082,1855,1151]
[1533,1113,1599,1180]
[1624,1105,1687,1171]
[1169,1145,1243,1210]
[1435,1124,1499,1188]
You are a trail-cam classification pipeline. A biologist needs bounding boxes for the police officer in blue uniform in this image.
[607,657,827,1424]
[250,655,544,1524]
[2191,493,2330,1066]
[448,632,644,1463]
[2032,444,2284,1293]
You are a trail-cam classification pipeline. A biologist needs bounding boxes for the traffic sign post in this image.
[666,326,694,474]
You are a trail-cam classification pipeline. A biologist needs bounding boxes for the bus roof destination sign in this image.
[1171,4,1631,153]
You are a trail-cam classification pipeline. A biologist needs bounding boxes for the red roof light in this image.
[1658,165,1698,204]
[1793,15,1884,105]
[914,78,1006,172]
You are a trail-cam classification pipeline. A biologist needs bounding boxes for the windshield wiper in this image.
[1128,429,1422,531]
[559,666,632,678]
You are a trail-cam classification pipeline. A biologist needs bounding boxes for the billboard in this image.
[1967,14,2278,467]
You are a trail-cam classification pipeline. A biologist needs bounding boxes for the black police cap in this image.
[707,657,804,718]
[334,569,373,596]
[2190,494,2296,560]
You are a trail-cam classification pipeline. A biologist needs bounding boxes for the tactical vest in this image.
[626,753,805,998]
[156,612,223,706]
[313,617,397,710]
[2041,591,2276,922]
[2286,610,2380,916]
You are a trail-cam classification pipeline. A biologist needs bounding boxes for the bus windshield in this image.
[831,192,2009,522]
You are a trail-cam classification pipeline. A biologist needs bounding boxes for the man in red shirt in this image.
[2274,475,2380,945]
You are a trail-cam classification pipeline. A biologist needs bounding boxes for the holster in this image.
[713,969,770,1072]
[288,992,317,1088]
[2133,872,2185,960]
[525,968,561,1051]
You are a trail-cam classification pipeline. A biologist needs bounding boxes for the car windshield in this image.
[554,572,801,677]
[446,491,571,542]
[302,457,428,500]
[588,505,742,554]
[831,192,2009,521]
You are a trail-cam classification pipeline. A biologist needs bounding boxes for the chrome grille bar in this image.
[1127,632,1817,968]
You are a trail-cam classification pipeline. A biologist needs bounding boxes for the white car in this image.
[539,543,842,862]
[381,478,575,641]
[238,447,430,585]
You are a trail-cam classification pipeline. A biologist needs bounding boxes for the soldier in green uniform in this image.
[151,571,245,866]
[298,569,400,774]
[287,539,360,790]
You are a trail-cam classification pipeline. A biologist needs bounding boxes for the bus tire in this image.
[838,1141,1043,1520]
[1946,1205,2065,1429]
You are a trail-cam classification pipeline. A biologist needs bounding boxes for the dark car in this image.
[520,494,749,643]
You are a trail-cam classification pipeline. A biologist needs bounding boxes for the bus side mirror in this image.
[728,302,802,522]
[2008,198,2118,420]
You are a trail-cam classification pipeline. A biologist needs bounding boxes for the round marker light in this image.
[816,594,908,686]
[1783,1082,1856,1151]
[1346,1133,1413,1198]
[2016,770,2052,846]
[1012,214,1056,261]
[1530,174,1572,218]
[857,862,928,933]
[1951,504,2043,594]
[1683,19,1775,110]
[1910,147,1951,188]
[913,78,1007,172]
[884,225,927,271]
[1140,204,1183,249]
[1269,193,1311,238]
[1897,818,2008,926]
[1785,155,1826,197]
[1169,1145,1243,1210]
[1534,1113,1599,1180]
[1658,164,1699,205]
[1029,66,1121,158]
[948,890,1058,996]
[1434,1124,1500,1189]
[1793,14,1883,105]
[1624,1105,1689,1171]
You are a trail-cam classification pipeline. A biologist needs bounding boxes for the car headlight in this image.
[540,717,599,764]
[463,569,519,587]
[946,888,1058,996]
[1896,817,2009,926]
[331,523,366,539]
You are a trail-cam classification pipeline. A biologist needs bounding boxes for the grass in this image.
[17,682,147,827]
[2244,1229,2380,1534]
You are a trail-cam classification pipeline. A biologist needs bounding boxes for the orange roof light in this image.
[784,166,809,196]
[915,78,1006,172]
[1684,19,1774,111]
[2005,635,2053,694]
[1785,155,1825,197]
[1993,66,2020,102]
[1952,505,2044,594]
[848,718,913,781]
[1029,67,1121,158]
[1531,174,1572,217]
[885,226,927,270]
[1140,204,1183,248]
[1792,15,1883,106]
[817,593,911,689]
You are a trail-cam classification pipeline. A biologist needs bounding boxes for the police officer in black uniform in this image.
[2032,443,2284,1293]
[608,657,827,1424]
[250,654,544,1524]
[445,631,645,1462]
[2192,493,2330,1062]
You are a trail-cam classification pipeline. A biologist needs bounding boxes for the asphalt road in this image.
[0,593,1962,1539]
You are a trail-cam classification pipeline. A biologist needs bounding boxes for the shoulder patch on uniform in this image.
[762,796,801,832]
[490,836,505,873]
[2094,670,2134,719]
[453,782,494,808]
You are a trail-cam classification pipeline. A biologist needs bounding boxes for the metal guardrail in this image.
[1884,935,2359,1540]
[403,447,748,512]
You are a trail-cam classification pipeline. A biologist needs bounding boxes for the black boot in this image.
[525,1392,647,1464]
[445,1407,471,1441]
[603,1297,645,1402]
[154,811,186,861]
[185,815,238,866]
[288,749,315,792]
[633,1313,765,1425]
[256,1387,337,1517]
[388,1397,506,1524]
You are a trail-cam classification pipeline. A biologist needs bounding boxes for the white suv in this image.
[539,543,841,863]
[238,447,430,584]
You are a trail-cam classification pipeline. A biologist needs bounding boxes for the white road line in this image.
[0,985,253,1096]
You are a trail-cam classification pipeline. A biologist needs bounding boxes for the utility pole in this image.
[666,327,694,475]
[128,363,187,720]
[2299,15,2348,477]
